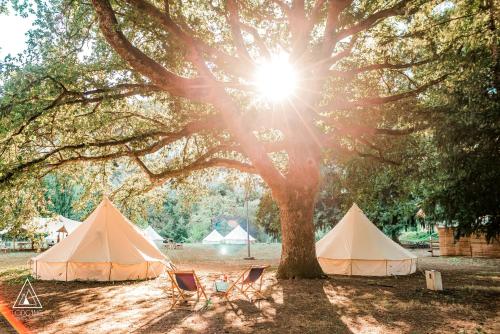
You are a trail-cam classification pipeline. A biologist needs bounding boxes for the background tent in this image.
[223,225,256,244]
[44,216,82,245]
[202,230,224,244]
[31,197,169,281]
[143,226,164,242]
[316,203,417,276]
[0,216,81,249]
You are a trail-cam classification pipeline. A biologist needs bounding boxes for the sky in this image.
[0,10,33,59]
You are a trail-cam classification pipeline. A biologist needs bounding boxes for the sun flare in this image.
[254,54,297,102]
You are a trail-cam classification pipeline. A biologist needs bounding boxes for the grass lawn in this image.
[399,231,438,245]
[0,244,499,334]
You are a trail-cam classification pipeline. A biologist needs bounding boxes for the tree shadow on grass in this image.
[1,279,175,333]
[326,273,500,334]
[137,274,354,334]
[253,278,355,334]
[7,269,496,334]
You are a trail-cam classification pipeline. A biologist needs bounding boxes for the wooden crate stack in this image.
[437,227,500,257]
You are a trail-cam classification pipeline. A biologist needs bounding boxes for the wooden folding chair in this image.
[167,270,207,310]
[216,265,269,302]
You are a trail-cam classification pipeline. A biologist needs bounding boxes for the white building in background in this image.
[223,225,256,244]
[202,230,224,244]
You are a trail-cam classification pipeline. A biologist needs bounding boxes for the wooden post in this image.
[425,270,443,291]
[429,236,434,257]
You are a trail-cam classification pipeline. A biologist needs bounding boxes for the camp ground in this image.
[0,1,499,333]
[1,198,499,333]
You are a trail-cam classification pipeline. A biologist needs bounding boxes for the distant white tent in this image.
[0,218,49,236]
[143,226,164,242]
[0,216,82,247]
[202,230,224,244]
[316,203,417,276]
[44,216,82,245]
[31,197,169,281]
[223,225,256,244]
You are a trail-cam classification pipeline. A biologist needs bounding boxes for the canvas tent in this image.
[223,225,256,244]
[45,216,82,245]
[0,216,81,249]
[316,203,417,276]
[202,230,224,244]
[31,197,169,281]
[143,226,164,242]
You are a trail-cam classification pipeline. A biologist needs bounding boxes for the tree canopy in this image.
[0,0,498,278]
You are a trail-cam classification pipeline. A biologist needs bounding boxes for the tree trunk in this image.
[276,190,324,279]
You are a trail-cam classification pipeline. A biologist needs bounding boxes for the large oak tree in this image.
[1,0,494,278]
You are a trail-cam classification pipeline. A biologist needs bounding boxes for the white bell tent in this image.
[316,203,417,276]
[31,197,169,281]
[223,225,256,244]
[45,215,82,244]
[202,230,224,244]
[143,226,164,242]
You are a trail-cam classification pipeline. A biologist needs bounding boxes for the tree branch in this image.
[0,114,226,184]
[1,83,162,145]
[126,0,254,79]
[134,154,257,186]
[351,74,448,107]
[334,0,416,42]
[227,0,253,63]
[92,0,213,102]
[239,22,271,59]
[323,137,400,165]
[321,74,448,110]
[322,0,353,56]
[330,57,436,78]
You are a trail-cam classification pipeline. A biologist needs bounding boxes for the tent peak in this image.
[32,196,169,281]
[350,202,361,210]
[315,203,417,276]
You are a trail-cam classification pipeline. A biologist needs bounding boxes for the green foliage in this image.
[0,0,498,244]
[399,230,438,244]
[147,196,189,242]
[422,53,500,240]
[0,267,32,285]
[43,174,85,220]
[255,192,280,240]
[257,161,426,241]
[185,183,260,242]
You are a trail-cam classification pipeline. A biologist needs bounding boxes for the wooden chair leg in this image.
[234,284,251,301]
[169,293,181,310]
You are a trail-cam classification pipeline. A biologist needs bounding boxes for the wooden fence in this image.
[437,227,500,258]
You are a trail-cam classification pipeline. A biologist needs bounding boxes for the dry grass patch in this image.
[0,246,499,333]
